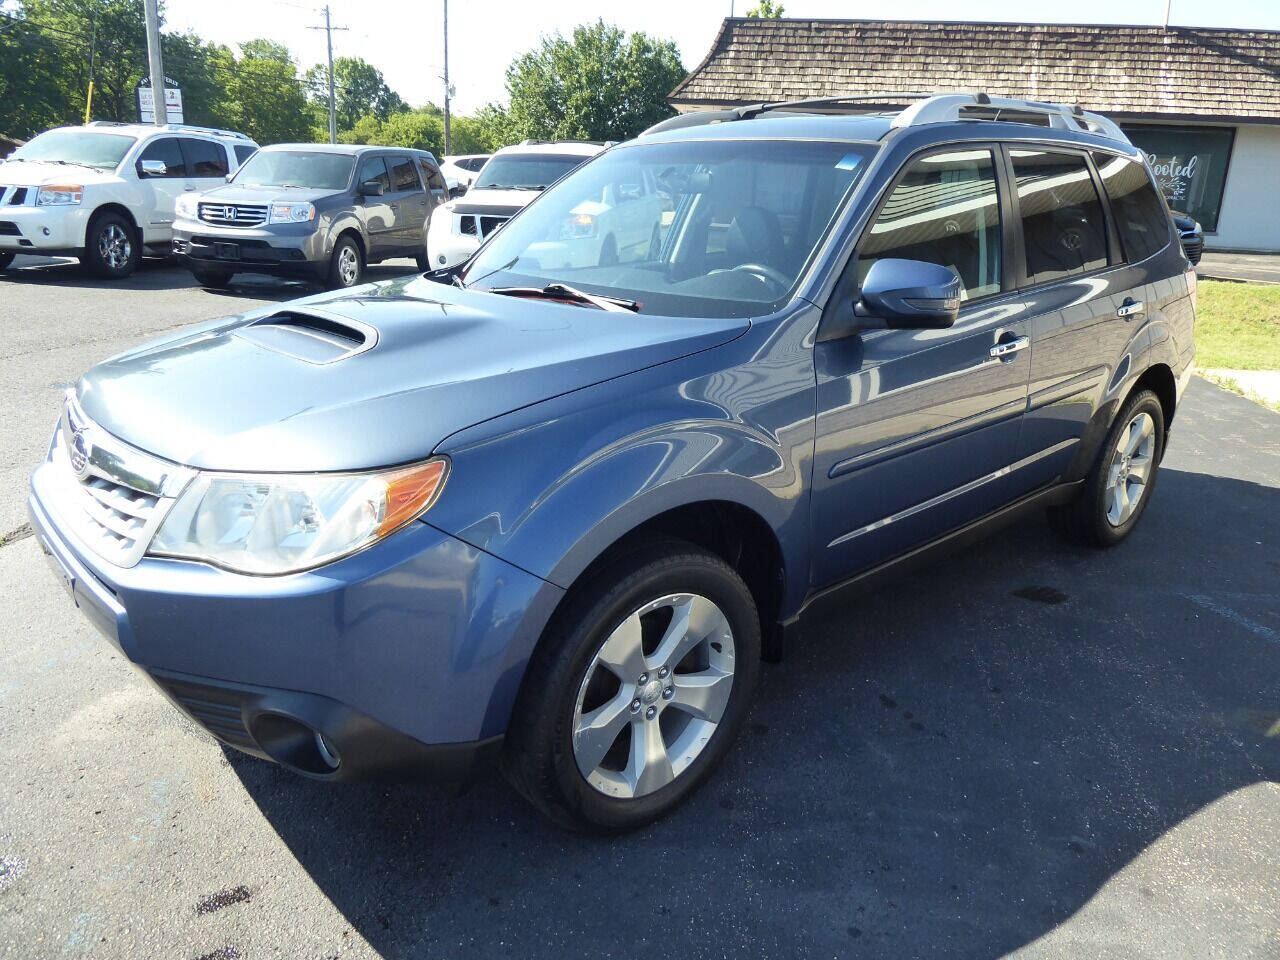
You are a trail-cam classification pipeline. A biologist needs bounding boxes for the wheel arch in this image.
[84,203,141,249]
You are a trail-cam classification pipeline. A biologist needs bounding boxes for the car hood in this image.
[0,160,121,187]
[197,183,339,205]
[77,273,749,472]
[450,187,540,210]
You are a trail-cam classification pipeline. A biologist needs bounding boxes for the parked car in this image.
[1171,210,1204,264]
[30,94,1195,832]
[0,122,257,279]
[439,153,490,191]
[172,143,450,289]
[425,140,603,270]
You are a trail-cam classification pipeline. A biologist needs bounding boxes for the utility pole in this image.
[143,0,167,125]
[83,9,97,124]
[1163,0,1173,28]
[442,0,451,155]
[308,5,348,143]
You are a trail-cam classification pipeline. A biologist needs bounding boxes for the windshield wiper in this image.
[30,158,97,169]
[488,283,639,313]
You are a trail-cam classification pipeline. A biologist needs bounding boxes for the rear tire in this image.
[192,268,232,288]
[503,539,760,833]
[415,249,431,272]
[81,211,140,279]
[326,235,363,290]
[0,251,14,272]
[1047,389,1165,547]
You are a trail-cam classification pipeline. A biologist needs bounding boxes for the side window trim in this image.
[1004,143,1117,292]
[1084,150,1125,267]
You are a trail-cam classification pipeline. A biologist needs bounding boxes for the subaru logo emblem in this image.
[69,428,91,478]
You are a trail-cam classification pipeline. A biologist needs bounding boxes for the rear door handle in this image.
[990,336,1030,359]
[1117,299,1145,319]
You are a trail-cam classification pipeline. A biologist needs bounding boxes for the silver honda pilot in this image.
[172,143,450,289]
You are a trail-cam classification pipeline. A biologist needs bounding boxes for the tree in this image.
[304,56,405,132]
[501,20,685,143]
[238,38,292,65]
[448,109,507,154]
[746,0,784,17]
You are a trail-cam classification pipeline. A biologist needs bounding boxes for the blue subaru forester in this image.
[30,94,1195,831]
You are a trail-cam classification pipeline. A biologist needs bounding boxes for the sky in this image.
[163,0,1280,115]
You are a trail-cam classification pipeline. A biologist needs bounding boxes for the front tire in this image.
[0,251,14,272]
[1048,389,1165,547]
[326,235,363,290]
[192,268,233,288]
[503,540,760,832]
[81,212,139,279]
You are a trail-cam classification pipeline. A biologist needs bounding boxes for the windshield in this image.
[231,151,354,190]
[462,139,876,318]
[10,130,135,170]
[472,154,588,191]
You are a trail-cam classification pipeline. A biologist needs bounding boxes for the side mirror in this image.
[360,179,385,197]
[448,184,467,199]
[855,258,962,330]
[138,159,167,178]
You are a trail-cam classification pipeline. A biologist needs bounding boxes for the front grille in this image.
[0,186,28,206]
[0,220,20,236]
[152,675,257,750]
[456,214,509,240]
[1180,234,1204,265]
[43,394,193,568]
[198,202,268,227]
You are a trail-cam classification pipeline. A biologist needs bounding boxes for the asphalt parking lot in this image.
[1,256,1278,959]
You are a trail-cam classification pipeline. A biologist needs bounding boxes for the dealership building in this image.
[670,18,1280,252]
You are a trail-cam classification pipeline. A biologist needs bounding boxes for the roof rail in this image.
[86,120,129,127]
[159,123,255,141]
[890,93,1129,143]
[642,91,1130,144]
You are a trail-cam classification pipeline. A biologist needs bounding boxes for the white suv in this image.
[439,153,490,191]
[425,141,602,270]
[0,122,258,279]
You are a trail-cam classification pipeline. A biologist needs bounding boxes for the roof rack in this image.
[890,93,1129,142]
[159,123,255,141]
[641,92,1130,144]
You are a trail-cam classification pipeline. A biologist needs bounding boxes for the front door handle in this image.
[990,336,1030,359]
[1117,299,1145,319]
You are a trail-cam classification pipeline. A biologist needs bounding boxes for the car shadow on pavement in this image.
[227,467,1280,959]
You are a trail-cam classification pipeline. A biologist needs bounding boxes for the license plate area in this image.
[214,242,240,260]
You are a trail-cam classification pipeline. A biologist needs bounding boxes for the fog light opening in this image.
[249,713,341,775]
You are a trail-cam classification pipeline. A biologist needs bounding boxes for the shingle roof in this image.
[671,18,1280,122]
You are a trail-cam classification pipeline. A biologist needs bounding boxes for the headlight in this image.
[269,201,316,224]
[560,213,596,239]
[150,458,448,575]
[174,193,199,219]
[36,185,83,206]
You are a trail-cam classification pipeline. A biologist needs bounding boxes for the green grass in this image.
[1195,280,1280,371]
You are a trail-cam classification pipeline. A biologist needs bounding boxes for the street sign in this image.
[137,78,183,124]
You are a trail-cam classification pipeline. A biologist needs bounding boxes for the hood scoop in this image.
[234,308,377,364]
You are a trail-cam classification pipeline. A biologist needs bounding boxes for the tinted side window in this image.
[181,138,228,177]
[358,156,390,191]
[464,157,486,172]
[233,144,258,166]
[858,148,1002,300]
[1011,150,1108,285]
[389,156,420,192]
[137,137,185,177]
[419,159,446,191]
[1093,152,1171,263]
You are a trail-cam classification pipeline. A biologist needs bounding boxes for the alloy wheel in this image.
[98,224,131,271]
[1105,411,1156,526]
[571,593,735,800]
[337,245,359,286]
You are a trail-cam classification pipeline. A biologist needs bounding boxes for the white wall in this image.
[1214,124,1280,253]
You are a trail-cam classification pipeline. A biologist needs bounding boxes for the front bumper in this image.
[172,218,329,278]
[0,203,92,254]
[426,214,480,270]
[28,461,564,782]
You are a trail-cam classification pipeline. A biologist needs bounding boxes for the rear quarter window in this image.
[1093,152,1172,263]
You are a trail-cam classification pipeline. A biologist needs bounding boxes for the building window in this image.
[1121,125,1235,233]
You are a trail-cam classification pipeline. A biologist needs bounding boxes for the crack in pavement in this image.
[0,522,33,549]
